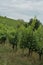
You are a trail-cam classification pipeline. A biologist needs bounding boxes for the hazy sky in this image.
[0,0,43,23]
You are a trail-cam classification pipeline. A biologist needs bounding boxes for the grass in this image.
[0,43,43,65]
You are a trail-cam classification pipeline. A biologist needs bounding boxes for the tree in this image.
[34,25,43,60]
[19,24,37,56]
[0,35,6,44]
[26,28,37,56]
[28,17,41,30]
[0,30,7,44]
[19,26,27,55]
[8,31,18,51]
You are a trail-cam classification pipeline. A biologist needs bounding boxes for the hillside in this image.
[0,16,26,37]
[0,16,43,65]
[0,16,25,29]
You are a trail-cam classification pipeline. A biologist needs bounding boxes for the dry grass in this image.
[0,44,43,65]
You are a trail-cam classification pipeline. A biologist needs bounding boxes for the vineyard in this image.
[0,16,43,65]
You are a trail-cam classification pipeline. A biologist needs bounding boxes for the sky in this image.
[0,0,43,23]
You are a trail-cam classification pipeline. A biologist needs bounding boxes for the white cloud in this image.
[0,0,43,23]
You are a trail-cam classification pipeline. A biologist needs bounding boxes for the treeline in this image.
[0,16,43,60]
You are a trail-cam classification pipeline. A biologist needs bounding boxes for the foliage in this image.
[0,16,43,60]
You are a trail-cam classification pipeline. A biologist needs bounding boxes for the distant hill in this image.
[0,16,27,37]
[0,16,26,29]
